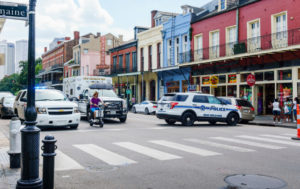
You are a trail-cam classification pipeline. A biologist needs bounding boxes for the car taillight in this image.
[153,105,157,108]
[170,102,178,109]
[235,105,242,110]
[250,107,255,111]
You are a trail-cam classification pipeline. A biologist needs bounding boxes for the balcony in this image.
[111,67,138,75]
[179,28,300,66]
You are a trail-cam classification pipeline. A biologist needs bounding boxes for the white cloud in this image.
[0,0,133,57]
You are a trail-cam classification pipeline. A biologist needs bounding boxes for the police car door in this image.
[192,95,209,118]
[207,96,226,118]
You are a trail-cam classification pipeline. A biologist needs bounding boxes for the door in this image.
[192,95,209,118]
[248,21,260,52]
[254,85,263,115]
[207,96,225,118]
[265,84,275,115]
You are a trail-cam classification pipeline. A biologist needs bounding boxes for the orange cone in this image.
[292,104,300,140]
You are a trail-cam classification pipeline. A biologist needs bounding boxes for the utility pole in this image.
[16,0,43,188]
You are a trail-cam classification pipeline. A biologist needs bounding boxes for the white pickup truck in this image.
[13,88,80,129]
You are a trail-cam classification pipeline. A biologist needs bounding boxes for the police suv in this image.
[156,92,241,126]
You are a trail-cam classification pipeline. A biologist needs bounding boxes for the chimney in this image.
[74,31,80,40]
[65,37,71,40]
[97,32,101,37]
[151,10,158,28]
[118,35,123,42]
[44,47,47,53]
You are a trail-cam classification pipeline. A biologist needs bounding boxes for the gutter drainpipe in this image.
[236,1,240,42]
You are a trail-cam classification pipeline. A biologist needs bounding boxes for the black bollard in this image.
[42,135,57,189]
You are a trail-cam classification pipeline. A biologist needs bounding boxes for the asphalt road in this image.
[36,113,300,189]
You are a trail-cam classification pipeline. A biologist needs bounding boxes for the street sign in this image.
[210,76,219,88]
[126,89,131,95]
[247,74,256,87]
[188,85,197,91]
[0,2,28,21]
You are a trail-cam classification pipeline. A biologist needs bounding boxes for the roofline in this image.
[109,40,137,53]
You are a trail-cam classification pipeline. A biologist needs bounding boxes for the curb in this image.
[248,122,297,129]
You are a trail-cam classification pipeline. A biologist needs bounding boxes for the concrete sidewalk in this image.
[0,119,19,189]
[249,115,297,129]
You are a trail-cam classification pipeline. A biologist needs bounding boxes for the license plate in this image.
[243,110,249,113]
[110,111,116,115]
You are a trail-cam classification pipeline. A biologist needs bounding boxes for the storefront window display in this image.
[166,81,180,93]
[202,77,210,85]
[219,75,226,84]
[241,73,251,82]
[228,74,237,83]
[201,86,210,94]
[264,71,274,81]
[227,85,237,97]
[278,69,292,80]
[214,86,226,97]
[255,72,263,81]
[277,83,292,107]
[240,85,252,102]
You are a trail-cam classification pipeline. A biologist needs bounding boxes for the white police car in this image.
[156,92,241,126]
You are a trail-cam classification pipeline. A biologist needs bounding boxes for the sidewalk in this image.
[0,119,19,189]
[249,115,297,129]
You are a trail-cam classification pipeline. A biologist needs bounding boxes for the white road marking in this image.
[212,137,285,150]
[114,142,182,160]
[237,135,300,147]
[282,133,295,136]
[73,144,136,166]
[54,150,84,171]
[144,127,170,130]
[149,140,221,156]
[184,138,255,152]
[260,134,290,140]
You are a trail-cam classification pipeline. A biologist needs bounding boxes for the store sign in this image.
[228,74,237,83]
[247,74,256,87]
[202,77,210,85]
[210,76,219,88]
[188,85,197,91]
[0,2,28,21]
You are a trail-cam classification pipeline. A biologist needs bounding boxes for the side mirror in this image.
[21,97,27,102]
[79,94,83,100]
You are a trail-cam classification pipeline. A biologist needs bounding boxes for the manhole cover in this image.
[224,174,287,189]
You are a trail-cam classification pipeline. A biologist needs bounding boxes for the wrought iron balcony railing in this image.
[178,28,300,64]
[111,66,138,75]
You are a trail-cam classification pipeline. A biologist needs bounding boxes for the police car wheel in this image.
[227,113,239,126]
[181,112,195,126]
[165,119,176,125]
[145,108,149,115]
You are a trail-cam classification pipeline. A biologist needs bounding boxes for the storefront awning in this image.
[117,72,141,77]
[152,66,179,72]
[180,44,300,67]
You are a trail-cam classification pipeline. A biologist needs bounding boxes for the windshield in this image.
[0,92,14,99]
[88,89,118,98]
[161,94,176,101]
[36,90,67,101]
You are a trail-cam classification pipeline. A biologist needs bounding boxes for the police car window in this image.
[193,95,208,103]
[208,96,221,104]
[16,92,22,101]
[162,95,175,101]
[237,99,253,107]
[142,101,148,104]
[218,98,231,105]
[175,95,188,102]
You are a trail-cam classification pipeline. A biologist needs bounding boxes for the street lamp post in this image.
[16,0,43,188]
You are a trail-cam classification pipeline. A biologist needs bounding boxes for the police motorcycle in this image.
[89,104,105,128]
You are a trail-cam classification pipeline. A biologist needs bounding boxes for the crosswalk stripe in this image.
[149,140,221,156]
[184,139,255,152]
[73,144,137,166]
[144,127,170,130]
[237,135,300,147]
[212,137,285,150]
[114,142,182,160]
[260,134,290,140]
[55,150,84,171]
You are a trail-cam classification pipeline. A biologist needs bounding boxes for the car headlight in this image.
[74,107,79,113]
[36,107,47,114]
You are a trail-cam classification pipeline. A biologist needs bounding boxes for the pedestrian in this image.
[284,97,292,122]
[272,99,281,124]
[293,97,299,123]
[131,96,136,105]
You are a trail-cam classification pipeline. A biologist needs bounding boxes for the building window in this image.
[119,55,123,71]
[175,37,179,64]
[226,26,237,56]
[168,39,172,66]
[278,69,292,80]
[107,39,112,46]
[210,30,220,58]
[148,45,152,70]
[82,67,84,76]
[272,12,288,48]
[86,65,89,76]
[219,0,226,11]
[140,48,144,72]
[157,43,161,69]
[132,52,137,72]
[247,20,261,52]
[126,53,130,72]
[194,34,203,61]
[113,56,117,73]
[84,49,88,54]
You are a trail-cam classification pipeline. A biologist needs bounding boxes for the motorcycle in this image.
[89,104,105,128]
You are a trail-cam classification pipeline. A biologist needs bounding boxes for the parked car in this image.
[217,97,255,123]
[0,91,14,99]
[0,96,15,118]
[14,89,80,129]
[132,101,157,114]
[156,92,241,126]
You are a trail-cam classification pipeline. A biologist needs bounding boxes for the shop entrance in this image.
[254,84,275,115]
[150,80,156,101]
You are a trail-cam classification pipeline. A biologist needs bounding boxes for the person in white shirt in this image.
[272,99,281,124]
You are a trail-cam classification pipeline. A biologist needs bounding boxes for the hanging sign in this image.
[247,74,256,87]
[0,2,28,21]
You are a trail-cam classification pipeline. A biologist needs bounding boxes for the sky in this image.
[0,0,211,57]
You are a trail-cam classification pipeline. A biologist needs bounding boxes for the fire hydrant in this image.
[7,117,21,168]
